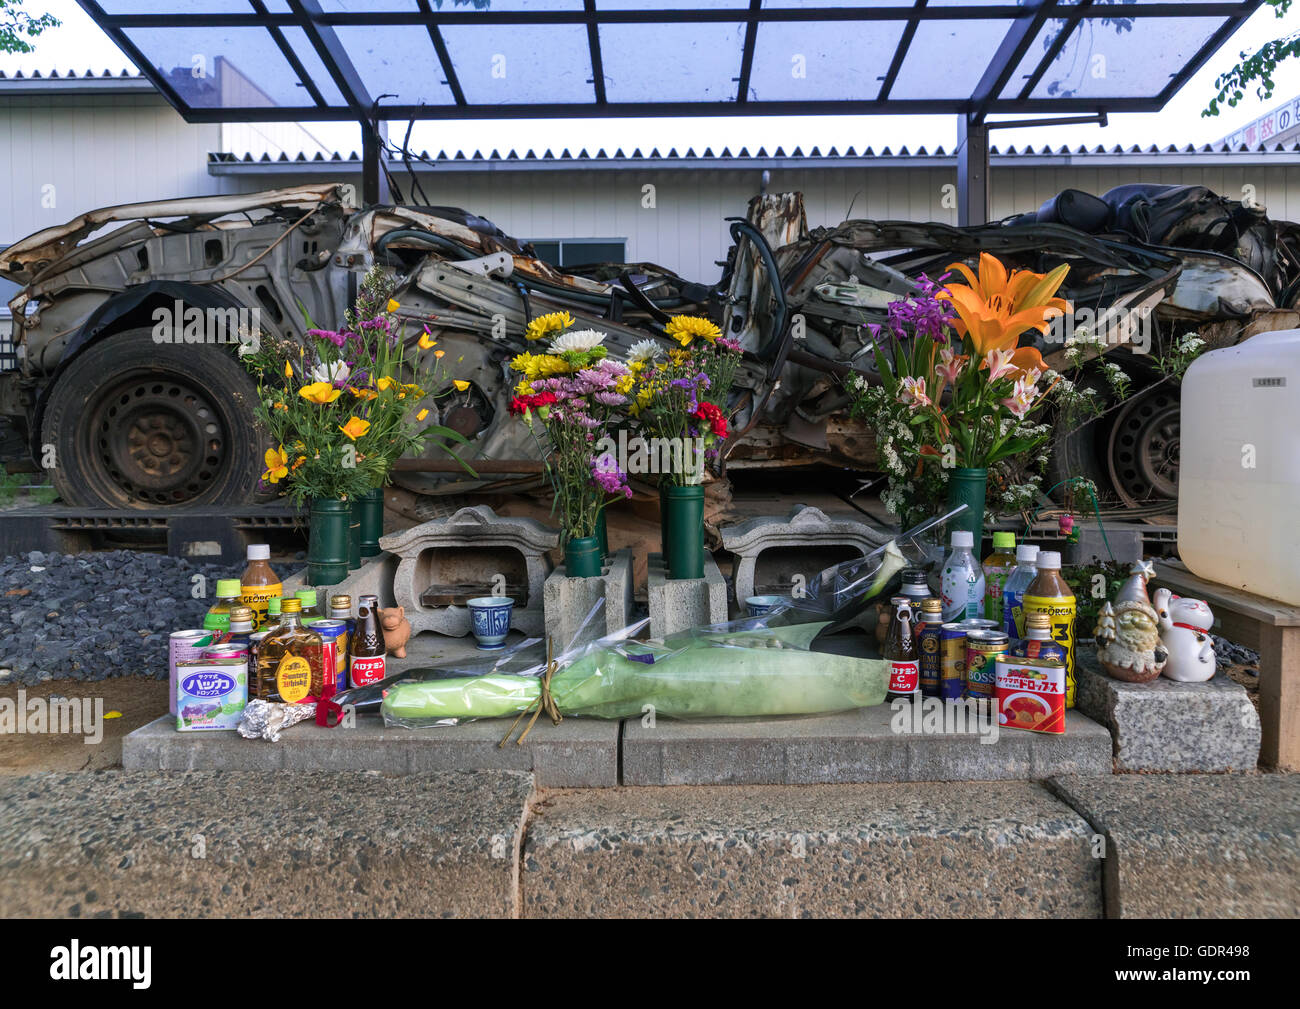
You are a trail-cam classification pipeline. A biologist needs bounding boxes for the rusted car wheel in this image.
[40,328,264,507]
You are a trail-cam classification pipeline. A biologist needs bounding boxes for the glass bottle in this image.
[348,594,387,687]
[254,597,325,702]
[328,594,354,663]
[884,596,920,703]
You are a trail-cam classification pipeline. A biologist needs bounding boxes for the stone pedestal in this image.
[721,504,889,605]
[647,551,728,638]
[1075,650,1261,772]
[542,549,635,652]
[380,505,558,638]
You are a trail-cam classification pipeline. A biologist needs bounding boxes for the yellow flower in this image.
[272,401,287,411]
[664,314,721,347]
[402,383,423,396]
[419,331,438,350]
[453,380,470,392]
[434,350,445,359]
[291,455,306,471]
[416,408,429,421]
[524,310,574,342]
[299,382,342,404]
[614,374,635,396]
[386,298,400,313]
[262,445,289,484]
[348,387,377,400]
[376,377,396,392]
[514,378,535,396]
[284,360,293,378]
[669,349,691,367]
[339,416,370,440]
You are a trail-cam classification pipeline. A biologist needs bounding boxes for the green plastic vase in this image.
[565,535,603,578]
[946,467,988,549]
[348,497,363,570]
[357,487,384,557]
[658,484,669,558]
[308,497,351,587]
[665,484,705,580]
[595,507,609,558]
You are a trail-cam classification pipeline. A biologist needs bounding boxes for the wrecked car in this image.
[1,181,1294,511]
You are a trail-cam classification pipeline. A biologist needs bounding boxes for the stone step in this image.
[622,705,1112,785]
[123,714,618,789]
[521,780,1102,918]
[0,770,534,918]
[1049,773,1300,918]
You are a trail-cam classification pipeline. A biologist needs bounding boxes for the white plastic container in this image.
[1178,329,1300,603]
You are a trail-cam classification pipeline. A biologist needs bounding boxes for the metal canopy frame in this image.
[75,0,1263,217]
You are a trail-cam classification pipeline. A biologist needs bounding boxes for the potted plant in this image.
[242,267,474,585]
[628,315,742,579]
[508,317,633,577]
[849,254,1072,546]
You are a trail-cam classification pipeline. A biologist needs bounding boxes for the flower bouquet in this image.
[508,314,634,576]
[850,253,1072,538]
[626,315,743,578]
[241,266,473,582]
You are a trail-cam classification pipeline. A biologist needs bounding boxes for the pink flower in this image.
[999,377,1038,418]
[983,348,1017,382]
[935,347,966,385]
[898,376,931,411]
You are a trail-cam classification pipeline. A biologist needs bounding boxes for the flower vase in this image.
[564,535,603,578]
[348,497,362,570]
[946,467,988,550]
[357,487,384,557]
[308,497,351,587]
[595,507,609,558]
[658,483,669,558]
[665,484,705,580]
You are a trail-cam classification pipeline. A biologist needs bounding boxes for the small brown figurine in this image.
[379,605,412,658]
[1094,562,1168,683]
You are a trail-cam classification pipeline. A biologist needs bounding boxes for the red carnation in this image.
[691,401,728,439]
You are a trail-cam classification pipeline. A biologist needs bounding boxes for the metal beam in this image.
[584,0,607,104]
[957,116,990,226]
[969,0,1052,122]
[735,0,762,103]
[417,0,467,106]
[361,120,390,207]
[876,0,926,101]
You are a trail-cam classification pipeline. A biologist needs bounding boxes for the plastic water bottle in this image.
[940,531,985,622]
[1000,544,1041,638]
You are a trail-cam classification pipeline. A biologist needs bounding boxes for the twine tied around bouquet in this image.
[499,637,563,747]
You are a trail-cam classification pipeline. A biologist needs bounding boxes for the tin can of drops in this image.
[169,630,215,716]
[312,619,348,694]
[938,623,967,701]
[965,630,1009,700]
[996,655,1066,734]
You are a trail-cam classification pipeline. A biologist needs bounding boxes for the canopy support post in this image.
[957,115,989,227]
[361,119,390,207]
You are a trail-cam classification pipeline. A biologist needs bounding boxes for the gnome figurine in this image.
[1094,560,1167,682]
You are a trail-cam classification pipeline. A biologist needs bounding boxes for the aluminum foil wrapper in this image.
[238,698,315,742]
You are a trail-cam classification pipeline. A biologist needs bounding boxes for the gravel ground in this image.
[1211,632,1260,673]
[0,550,302,687]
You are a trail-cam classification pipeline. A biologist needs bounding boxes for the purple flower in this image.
[593,391,626,406]
[591,455,632,498]
[360,316,390,332]
[308,328,348,348]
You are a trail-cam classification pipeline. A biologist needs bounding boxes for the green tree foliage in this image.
[1,1,58,55]
[1205,0,1298,117]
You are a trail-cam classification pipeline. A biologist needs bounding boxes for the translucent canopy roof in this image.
[79,1,1262,122]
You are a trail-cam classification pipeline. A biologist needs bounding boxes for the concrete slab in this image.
[282,550,398,605]
[647,551,728,638]
[0,769,533,918]
[622,703,1111,785]
[1051,773,1300,918]
[521,780,1101,918]
[1075,650,1261,772]
[123,712,618,788]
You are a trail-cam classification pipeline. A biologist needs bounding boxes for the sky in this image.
[5,0,1300,157]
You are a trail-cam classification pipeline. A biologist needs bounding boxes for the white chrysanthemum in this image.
[311,360,349,384]
[627,339,664,364]
[550,329,607,353]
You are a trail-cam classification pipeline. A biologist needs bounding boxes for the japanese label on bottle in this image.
[1021,595,1077,707]
[889,660,920,694]
[350,655,386,687]
[241,583,281,630]
[276,655,312,704]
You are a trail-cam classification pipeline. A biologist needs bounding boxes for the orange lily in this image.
[940,253,1070,357]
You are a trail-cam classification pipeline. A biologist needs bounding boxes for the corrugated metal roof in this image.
[206,141,1300,175]
[0,68,155,95]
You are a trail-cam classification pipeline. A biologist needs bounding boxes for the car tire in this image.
[40,327,265,507]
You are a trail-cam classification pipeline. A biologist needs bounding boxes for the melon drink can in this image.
[169,630,214,715]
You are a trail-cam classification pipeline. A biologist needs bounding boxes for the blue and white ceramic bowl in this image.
[468,596,514,650]
[745,595,786,617]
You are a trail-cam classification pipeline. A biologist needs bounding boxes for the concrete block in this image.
[282,550,398,605]
[647,551,728,638]
[542,549,634,651]
[1075,650,1261,772]
[123,712,619,788]
[0,769,534,918]
[622,703,1111,785]
[720,504,890,604]
[521,780,1101,918]
[1051,773,1300,918]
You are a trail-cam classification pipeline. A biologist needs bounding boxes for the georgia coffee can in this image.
[170,630,214,715]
